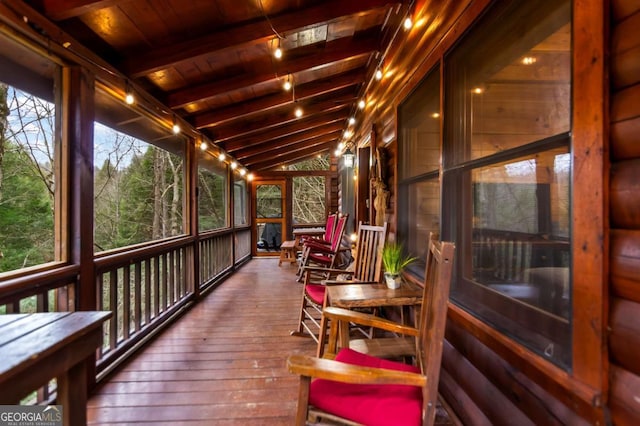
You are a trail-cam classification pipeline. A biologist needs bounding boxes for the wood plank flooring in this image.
[88,258,315,425]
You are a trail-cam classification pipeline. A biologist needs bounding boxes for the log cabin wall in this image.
[609,0,640,423]
[351,0,615,423]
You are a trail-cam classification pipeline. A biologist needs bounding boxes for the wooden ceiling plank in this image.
[121,0,396,77]
[38,0,123,21]
[214,102,350,143]
[192,68,365,129]
[221,111,347,152]
[241,131,341,165]
[166,37,378,108]
[235,127,343,160]
[251,142,336,171]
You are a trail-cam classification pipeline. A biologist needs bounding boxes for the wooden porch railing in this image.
[0,227,252,404]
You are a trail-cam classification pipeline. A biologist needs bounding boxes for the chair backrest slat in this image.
[418,233,455,425]
[352,222,388,283]
[324,213,337,243]
[330,215,348,253]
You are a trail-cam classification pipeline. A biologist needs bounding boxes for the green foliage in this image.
[0,141,54,272]
[382,242,417,276]
[198,166,226,231]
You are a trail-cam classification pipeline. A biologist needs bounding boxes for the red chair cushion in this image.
[308,252,332,264]
[305,284,326,305]
[309,348,422,426]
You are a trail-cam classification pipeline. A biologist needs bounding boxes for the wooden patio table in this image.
[0,311,111,426]
[325,280,423,310]
[322,280,423,355]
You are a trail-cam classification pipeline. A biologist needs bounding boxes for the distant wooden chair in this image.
[296,212,338,278]
[287,236,455,426]
[290,221,387,343]
[298,213,348,273]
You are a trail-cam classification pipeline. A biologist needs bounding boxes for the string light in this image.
[218,153,226,161]
[239,168,247,176]
[358,99,366,109]
[247,173,254,181]
[283,74,292,91]
[200,141,208,151]
[403,16,413,30]
[375,67,383,80]
[230,161,237,169]
[294,104,303,118]
[348,117,356,125]
[172,116,181,134]
[273,38,282,59]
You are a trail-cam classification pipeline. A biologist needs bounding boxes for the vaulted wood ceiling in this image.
[24,0,409,171]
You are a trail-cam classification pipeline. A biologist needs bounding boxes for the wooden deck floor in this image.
[88,258,316,425]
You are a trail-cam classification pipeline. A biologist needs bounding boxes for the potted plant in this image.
[382,242,417,289]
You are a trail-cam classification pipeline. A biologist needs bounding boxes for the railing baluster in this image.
[134,262,142,332]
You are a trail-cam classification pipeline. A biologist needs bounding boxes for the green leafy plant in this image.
[382,242,417,276]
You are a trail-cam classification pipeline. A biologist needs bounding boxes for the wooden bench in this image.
[279,240,298,266]
[0,311,111,426]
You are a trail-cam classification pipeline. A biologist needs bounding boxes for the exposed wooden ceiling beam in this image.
[242,132,341,168]
[222,110,347,152]
[234,126,344,161]
[166,37,378,108]
[36,0,122,20]
[250,143,336,171]
[192,68,365,129]
[121,0,396,77]
[212,97,353,143]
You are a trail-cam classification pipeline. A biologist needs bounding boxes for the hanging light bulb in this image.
[294,104,303,118]
[230,161,237,169]
[247,173,254,181]
[200,141,208,151]
[358,99,366,109]
[283,74,292,91]
[403,16,413,30]
[239,168,247,176]
[348,117,356,125]
[172,116,181,134]
[124,81,135,105]
[375,67,383,80]
[218,153,226,162]
[273,38,283,59]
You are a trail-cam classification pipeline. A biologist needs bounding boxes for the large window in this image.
[289,155,329,225]
[398,67,441,269]
[443,0,572,368]
[234,176,248,227]
[198,155,228,232]
[0,39,59,274]
[93,87,185,252]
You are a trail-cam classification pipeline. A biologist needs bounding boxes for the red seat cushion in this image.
[309,348,422,426]
[305,284,326,305]
[308,252,332,264]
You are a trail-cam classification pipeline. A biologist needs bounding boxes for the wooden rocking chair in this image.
[290,221,387,343]
[287,236,455,426]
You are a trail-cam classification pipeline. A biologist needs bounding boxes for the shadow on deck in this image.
[88,257,315,425]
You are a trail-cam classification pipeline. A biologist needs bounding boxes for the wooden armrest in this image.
[287,355,426,387]
[323,306,419,337]
[321,279,377,286]
[302,266,348,274]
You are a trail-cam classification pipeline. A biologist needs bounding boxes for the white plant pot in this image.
[384,273,401,289]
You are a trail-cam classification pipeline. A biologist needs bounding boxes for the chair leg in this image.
[291,289,310,337]
[295,376,311,426]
